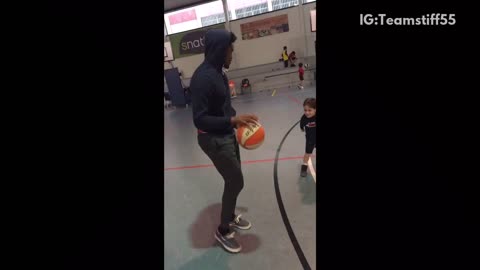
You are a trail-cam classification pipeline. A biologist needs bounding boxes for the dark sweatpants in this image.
[198,133,244,232]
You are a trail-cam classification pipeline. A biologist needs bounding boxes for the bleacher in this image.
[174,56,316,94]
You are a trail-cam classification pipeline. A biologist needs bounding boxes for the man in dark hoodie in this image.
[190,29,258,253]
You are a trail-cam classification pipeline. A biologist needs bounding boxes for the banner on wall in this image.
[240,14,289,40]
[169,24,225,59]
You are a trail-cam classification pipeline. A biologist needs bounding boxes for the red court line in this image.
[287,95,301,105]
[164,155,316,171]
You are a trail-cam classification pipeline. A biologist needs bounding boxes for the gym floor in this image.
[164,85,317,270]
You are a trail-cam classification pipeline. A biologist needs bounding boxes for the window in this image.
[164,0,225,35]
[201,13,227,27]
[227,0,270,21]
[235,2,268,19]
[271,0,299,11]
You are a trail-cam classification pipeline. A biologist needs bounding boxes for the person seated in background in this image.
[289,51,297,67]
[241,78,251,94]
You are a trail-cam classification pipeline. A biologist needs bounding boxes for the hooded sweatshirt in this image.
[190,29,236,135]
[300,114,316,143]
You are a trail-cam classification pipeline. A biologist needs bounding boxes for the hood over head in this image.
[204,29,232,70]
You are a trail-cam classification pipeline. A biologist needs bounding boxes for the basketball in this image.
[236,121,265,150]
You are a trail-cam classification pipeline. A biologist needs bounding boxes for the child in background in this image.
[298,63,305,89]
[300,98,316,177]
[282,46,289,68]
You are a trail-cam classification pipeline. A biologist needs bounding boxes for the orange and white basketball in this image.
[236,121,265,150]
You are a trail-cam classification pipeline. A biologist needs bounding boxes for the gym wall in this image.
[164,2,316,78]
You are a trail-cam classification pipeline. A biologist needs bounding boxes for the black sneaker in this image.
[229,214,252,230]
[301,164,308,177]
[214,229,242,253]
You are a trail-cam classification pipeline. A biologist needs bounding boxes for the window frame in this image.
[164,0,226,36]
[226,0,303,22]
[164,0,313,37]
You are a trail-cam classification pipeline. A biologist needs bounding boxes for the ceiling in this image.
[164,0,213,13]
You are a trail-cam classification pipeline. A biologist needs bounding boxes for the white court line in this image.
[308,157,316,183]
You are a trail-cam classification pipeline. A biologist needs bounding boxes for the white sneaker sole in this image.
[214,233,242,253]
[229,222,252,230]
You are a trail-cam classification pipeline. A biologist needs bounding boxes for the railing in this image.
[264,67,316,79]
[242,69,316,93]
